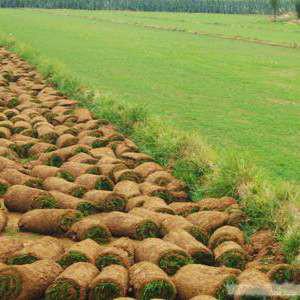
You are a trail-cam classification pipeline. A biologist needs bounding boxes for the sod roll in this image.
[129,261,176,300]
[113,180,141,199]
[49,191,98,215]
[186,211,229,235]
[234,269,273,299]
[43,177,87,198]
[111,238,135,266]
[18,209,83,234]
[6,237,64,265]
[208,225,245,249]
[68,217,112,244]
[83,190,126,212]
[214,241,247,270]
[142,197,175,214]
[58,239,102,269]
[168,202,200,216]
[135,238,192,275]
[189,296,217,300]
[126,196,147,211]
[163,229,214,265]
[95,246,131,270]
[31,165,60,179]
[0,259,62,300]
[89,265,128,300]
[59,162,100,178]
[45,262,99,300]
[161,215,208,244]
[98,212,160,240]
[173,264,239,300]
[75,174,114,191]
[197,197,237,211]
[4,185,58,212]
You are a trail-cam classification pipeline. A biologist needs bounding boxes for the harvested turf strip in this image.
[0,260,62,299]
[58,239,102,268]
[129,262,176,300]
[89,265,128,300]
[135,238,192,275]
[45,262,99,300]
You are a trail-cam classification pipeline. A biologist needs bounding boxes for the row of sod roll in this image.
[0,47,298,300]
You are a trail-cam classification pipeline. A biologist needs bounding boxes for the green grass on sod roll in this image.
[48,156,63,167]
[159,252,193,275]
[217,277,237,300]
[95,180,113,191]
[76,202,99,216]
[85,226,111,244]
[59,212,83,232]
[25,179,44,189]
[135,221,161,240]
[0,183,8,196]
[45,280,80,300]
[0,273,22,299]
[89,282,121,300]
[141,280,176,300]
[95,255,123,270]
[71,187,87,198]
[100,198,126,212]
[187,227,209,245]
[57,251,89,269]
[6,254,38,265]
[218,251,246,270]
[57,171,75,182]
[272,268,294,284]
[192,251,215,266]
[33,195,58,210]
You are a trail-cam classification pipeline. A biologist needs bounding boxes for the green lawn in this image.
[0,9,299,182]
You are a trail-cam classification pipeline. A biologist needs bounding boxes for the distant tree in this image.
[295,0,300,18]
[270,0,279,20]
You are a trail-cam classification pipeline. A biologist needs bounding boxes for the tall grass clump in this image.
[1,33,299,261]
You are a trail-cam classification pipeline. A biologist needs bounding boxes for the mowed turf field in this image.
[0,9,299,182]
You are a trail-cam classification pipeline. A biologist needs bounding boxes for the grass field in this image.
[0,9,299,182]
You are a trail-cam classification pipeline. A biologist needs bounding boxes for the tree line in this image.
[0,0,296,14]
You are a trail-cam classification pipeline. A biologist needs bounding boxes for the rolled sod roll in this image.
[83,190,126,212]
[31,165,60,179]
[95,246,131,270]
[186,211,229,235]
[214,241,247,270]
[43,177,87,198]
[114,180,141,199]
[139,182,175,203]
[0,156,22,171]
[0,126,11,139]
[129,261,176,300]
[89,265,128,300]
[163,229,214,265]
[98,212,160,240]
[0,201,8,232]
[4,185,58,212]
[168,202,200,216]
[58,239,102,269]
[126,196,148,211]
[90,147,115,160]
[45,262,99,300]
[0,238,23,263]
[28,142,57,157]
[6,237,64,265]
[0,259,62,300]
[135,238,192,275]
[56,133,79,148]
[142,197,175,214]
[68,152,98,164]
[121,152,153,168]
[173,264,239,300]
[129,207,166,227]
[59,162,101,178]
[145,171,175,186]
[226,205,246,227]
[134,162,164,179]
[208,226,245,249]
[18,209,83,234]
[50,191,98,215]
[267,264,294,284]
[0,168,43,188]
[197,197,237,211]
[13,121,31,134]
[36,123,59,144]
[97,163,127,179]
[68,217,112,244]
[113,169,141,183]
[75,174,114,191]
[111,238,135,266]
[161,215,209,244]
[234,269,273,299]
